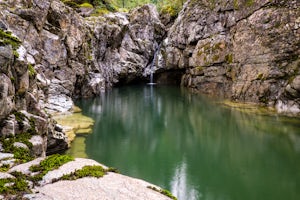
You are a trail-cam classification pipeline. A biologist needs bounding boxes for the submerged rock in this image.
[53,112,94,145]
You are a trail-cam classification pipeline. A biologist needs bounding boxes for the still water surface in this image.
[68,85,300,200]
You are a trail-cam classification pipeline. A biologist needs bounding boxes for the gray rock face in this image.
[1,0,165,117]
[88,4,165,86]
[161,0,300,113]
[0,0,164,155]
[0,74,14,120]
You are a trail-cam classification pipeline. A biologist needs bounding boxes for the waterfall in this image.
[148,44,162,85]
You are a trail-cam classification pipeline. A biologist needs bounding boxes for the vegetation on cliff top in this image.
[62,0,187,16]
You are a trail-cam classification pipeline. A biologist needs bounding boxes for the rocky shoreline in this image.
[0,0,299,199]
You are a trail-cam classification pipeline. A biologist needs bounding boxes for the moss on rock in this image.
[61,165,106,180]
[0,29,22,50]
[147,186,177,200]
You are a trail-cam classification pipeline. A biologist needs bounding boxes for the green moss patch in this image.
[30,154,74,181]
[92,8,110,16]
[61,0,80,9]
[0,172,31,196]
[1,112,38,159]
[160,5,179,18]
[147,186,177,200]
[0,164,10,172]
[80,3,93,8]
[28,64,37,78]
[0,29,22,50]
[61,165,106,180]
[13,111,26,130]
[61,165,119,181]
[225,54,233,64]
[0,133,34,163]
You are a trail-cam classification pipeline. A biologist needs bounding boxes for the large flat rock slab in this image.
[40,158,104,186]
[27,173,172,200]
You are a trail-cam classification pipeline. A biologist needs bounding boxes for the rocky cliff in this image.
[159,0,300,113]
[0,1,169,198]
[1,0,298,156]
[0,0,299,198]
[0,0,165,156]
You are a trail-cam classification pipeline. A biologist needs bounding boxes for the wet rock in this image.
[46,126,68,154]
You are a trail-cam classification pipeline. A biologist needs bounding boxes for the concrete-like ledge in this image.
[28,174,172,200]
[24,158,174,200]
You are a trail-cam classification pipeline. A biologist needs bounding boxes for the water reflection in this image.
[171,160,200,200]
[70,85,300,200]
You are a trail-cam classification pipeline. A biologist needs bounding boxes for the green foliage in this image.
[0,172,31,195]
[0,164,10,172]
[147,186,177,200]
[28,64,37,78]
[10,76,15,83]
[13,50,19,58]
[0,112,37,163]
[93,7,110,15]
[212,54,220,62]
[31,154,74,172]
[30,154,74,181]
[233,0,239,9]
[13,111,26,130]
[160,4,179,18]
[61,0,186,16]
[246,0,254,6]
[80,2,94,8]
[0,29,22,50]
[62,0,116,12]
[0,133,34,162]
[13,147,33,162]
[62,0,80,8]
[62,165,106,180]
[225,54,233,64]
[257,73,265,80]
[233,0,255,9]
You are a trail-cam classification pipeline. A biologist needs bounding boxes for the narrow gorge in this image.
[0,0,299,199]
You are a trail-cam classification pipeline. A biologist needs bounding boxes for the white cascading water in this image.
[148,44,162,85]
